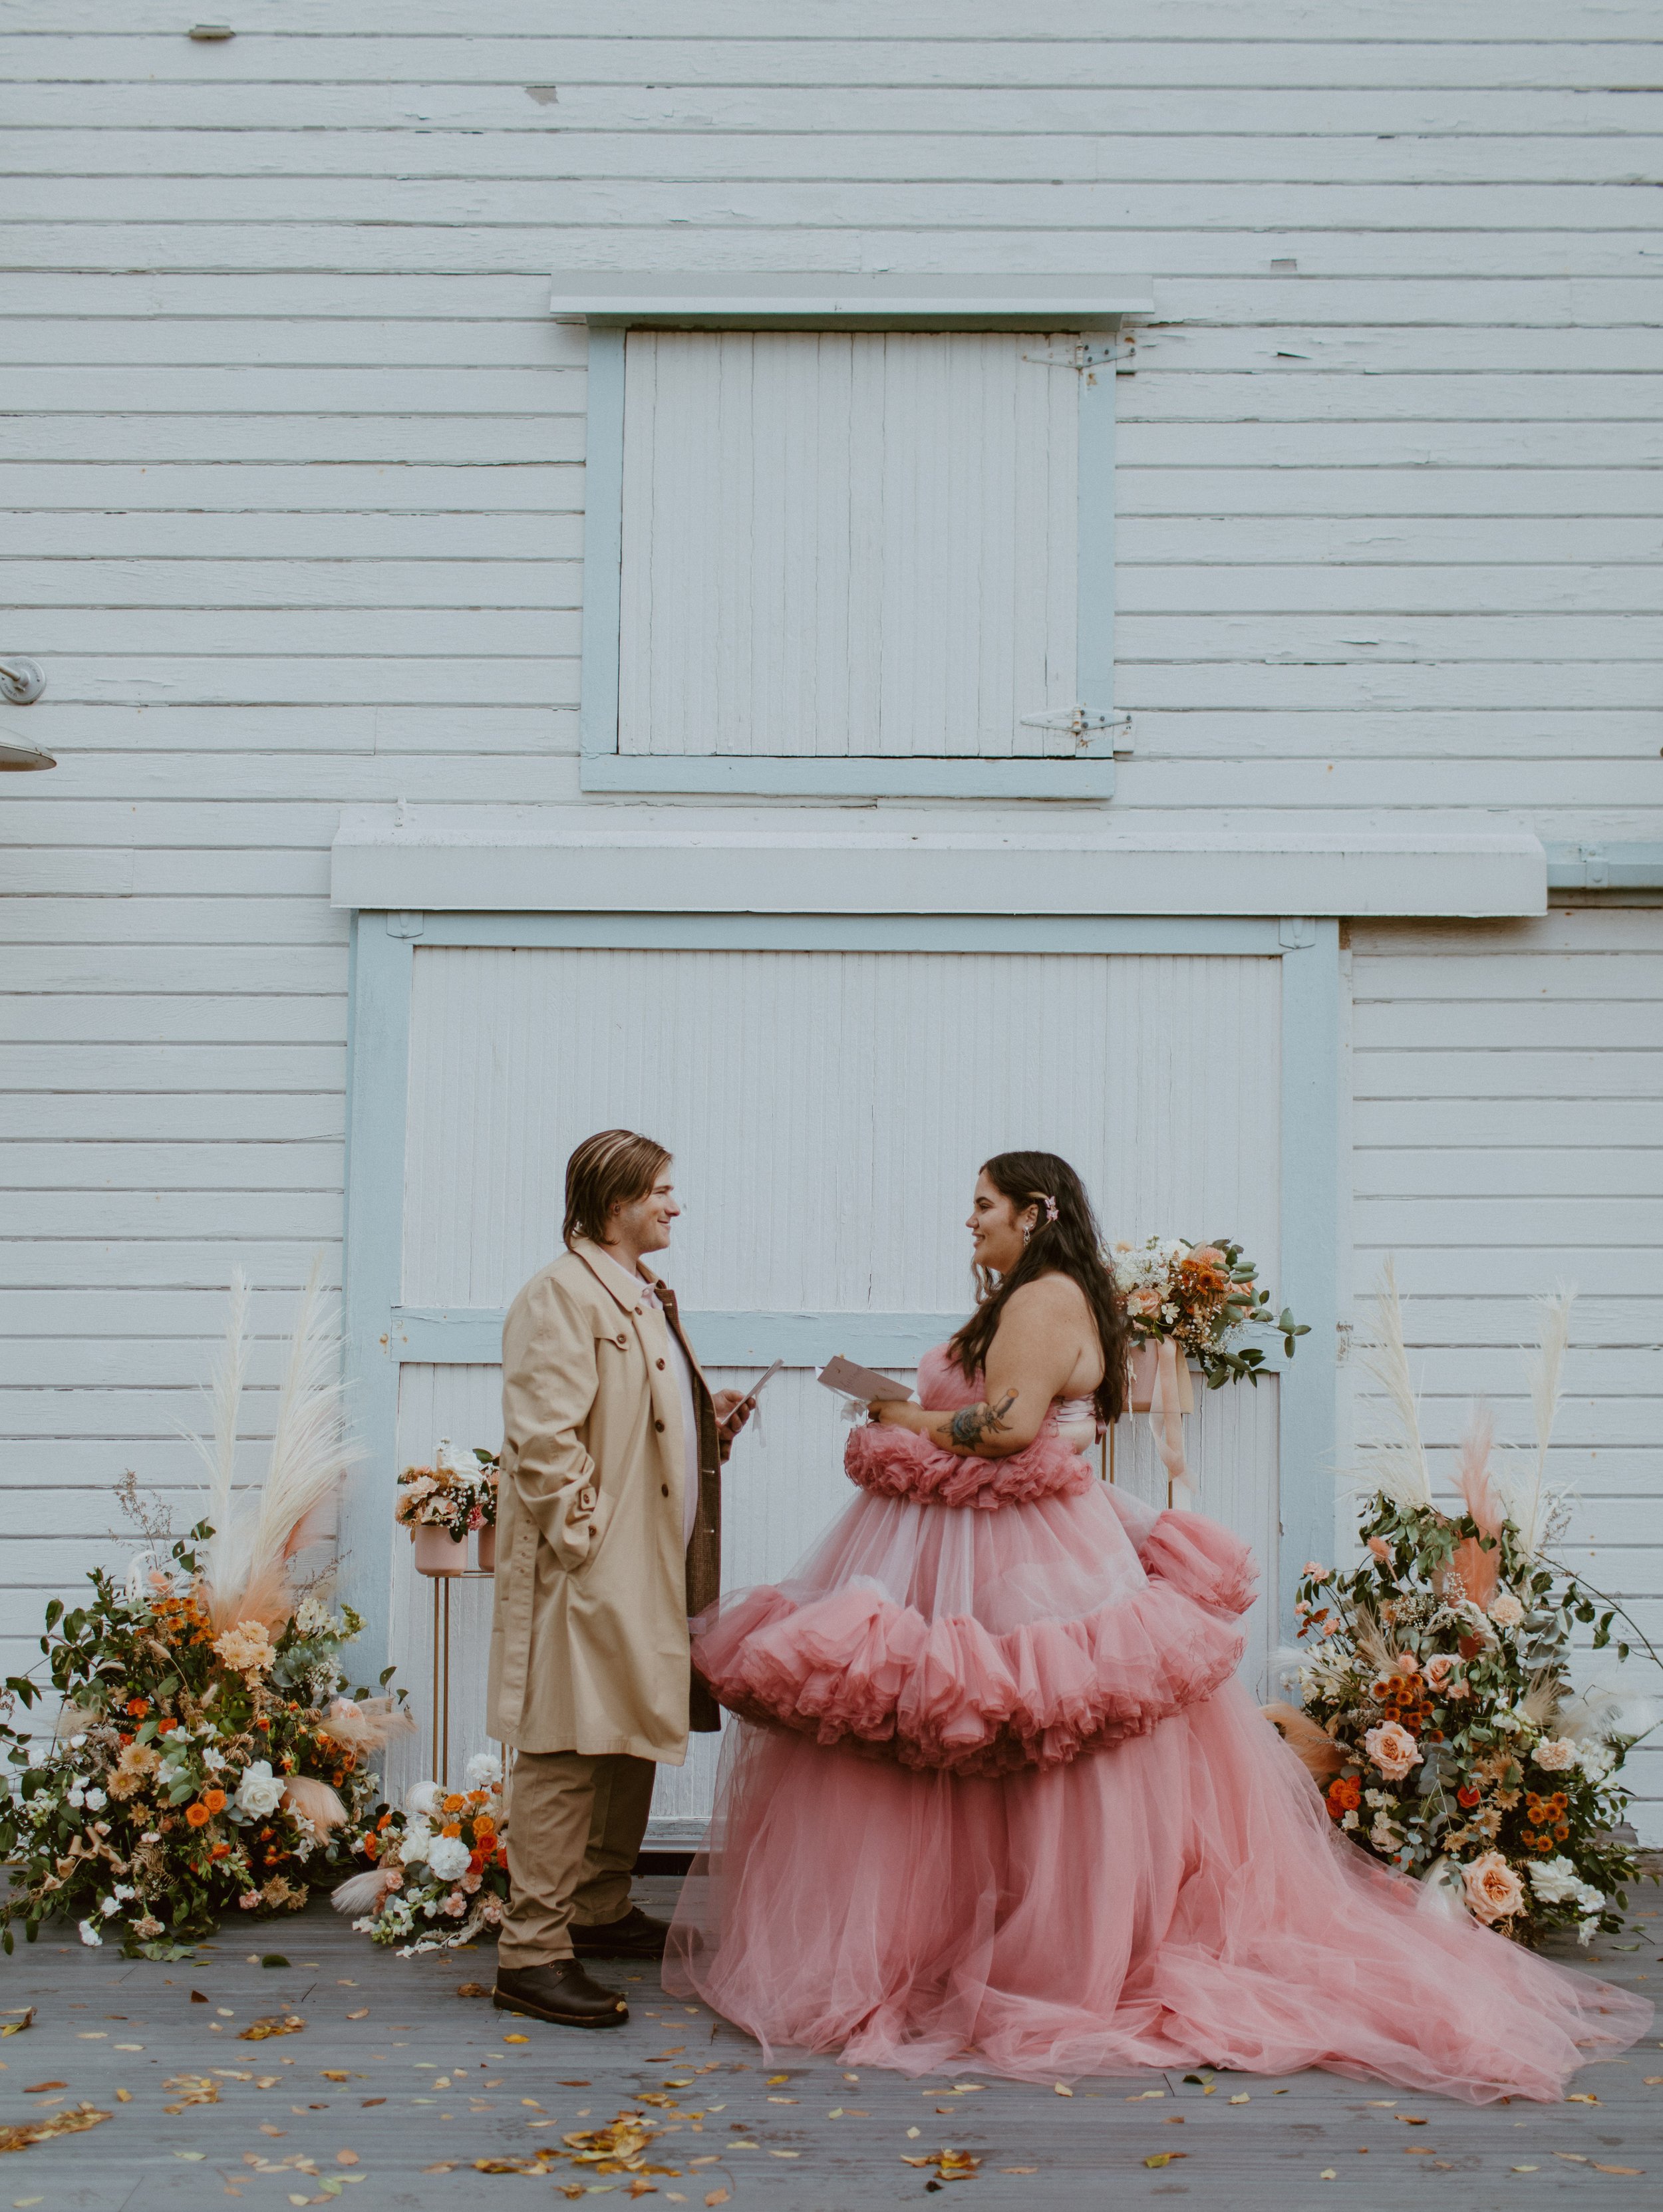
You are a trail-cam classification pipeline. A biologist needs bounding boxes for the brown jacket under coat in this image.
[486,1239,723,1762]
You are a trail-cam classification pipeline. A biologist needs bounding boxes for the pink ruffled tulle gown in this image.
[664,1347,1652,2102]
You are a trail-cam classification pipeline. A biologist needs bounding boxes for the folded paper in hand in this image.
[817,1355,910,1403]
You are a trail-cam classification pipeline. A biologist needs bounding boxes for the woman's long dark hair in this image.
[948,1151,1130,1427]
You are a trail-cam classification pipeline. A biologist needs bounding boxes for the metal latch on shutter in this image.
[1018,704,1132,758]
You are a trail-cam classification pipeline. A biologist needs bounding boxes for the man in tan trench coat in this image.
[488,1129,751,2028]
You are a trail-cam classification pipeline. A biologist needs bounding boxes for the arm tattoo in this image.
[947,1390,1018,1452]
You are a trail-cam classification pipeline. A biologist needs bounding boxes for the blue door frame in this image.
[340,912,1340,1676]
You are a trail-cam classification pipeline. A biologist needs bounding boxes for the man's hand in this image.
[712,1387,754,1440]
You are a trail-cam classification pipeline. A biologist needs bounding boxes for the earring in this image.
[1022,1225,1032,1245]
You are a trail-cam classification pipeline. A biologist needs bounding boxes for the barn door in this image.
[372,936,1292,1828]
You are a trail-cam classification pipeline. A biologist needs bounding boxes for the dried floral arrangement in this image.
[0,1267,410,1957]
[332,1756,508,1955]
[1277,1267,1656,1945]
[1111,1236,1306,1387]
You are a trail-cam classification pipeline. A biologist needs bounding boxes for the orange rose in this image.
[202,1788,227,1814]
[472,1814,496,1837]
[158,1717,178,1734]
[441,1822,462,1839]
[126,1697,148,1717]
[443,1794,465,1814]
[210,1840,231,1860]
[186,1802,212,1828]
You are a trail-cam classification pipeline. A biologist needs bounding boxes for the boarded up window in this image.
[617,330,1081,760]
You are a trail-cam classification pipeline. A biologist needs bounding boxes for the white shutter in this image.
[617,331,1080,761]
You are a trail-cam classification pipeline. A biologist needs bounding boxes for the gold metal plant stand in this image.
[426,1568,494,1788]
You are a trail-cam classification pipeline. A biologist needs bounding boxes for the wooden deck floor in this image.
[1,1875,1658,2212]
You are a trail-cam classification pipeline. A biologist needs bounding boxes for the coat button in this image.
[656,1357,666,1369]
[615,1334,627,1346]
[661,1483,669,1496]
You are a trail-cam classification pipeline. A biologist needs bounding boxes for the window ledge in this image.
[581,754,1116,800]
[549,269,1155,330]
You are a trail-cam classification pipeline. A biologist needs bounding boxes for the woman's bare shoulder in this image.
[1000,1271,1091,1321]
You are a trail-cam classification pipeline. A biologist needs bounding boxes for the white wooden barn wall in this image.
[1,0,1659,1820]
[1347,907,1663,1838]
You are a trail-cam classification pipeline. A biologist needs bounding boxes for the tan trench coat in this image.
[486,1238,724,1763]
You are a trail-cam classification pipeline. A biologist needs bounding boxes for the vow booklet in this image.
[817,1355,911,1403]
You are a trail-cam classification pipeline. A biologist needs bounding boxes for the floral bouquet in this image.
[1110,1236,1306,1389]
[332,1754,508,1955]
[1278,1269,1656,1946]
[396,1439,498,1542]
[0,1268,410,1957]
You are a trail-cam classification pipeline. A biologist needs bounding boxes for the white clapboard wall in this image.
[383,941,1283,1818]
[1348,907,1663,1842]
[0,0,1658,1836]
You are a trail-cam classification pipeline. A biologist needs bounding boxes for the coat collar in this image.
[570,1236,663,1317]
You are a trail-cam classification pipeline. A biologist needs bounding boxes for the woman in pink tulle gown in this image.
[665,1151,1650,2101]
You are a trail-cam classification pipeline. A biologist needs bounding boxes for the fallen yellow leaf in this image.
[347,2009,369,2021]
[115,2088,132,2105]
[1228,2092,1250,2104]
[1053,2082,1073,2096]
[704,2193,730,2208]
[1592,2167,1644,2177]
[336,2152,359,2167]
[502,2034,529,2044]
[238,2016,305,2043]
[1396,2114,1428,2126]
[1144,2152,1187,2169]
[1566,2092,1600,2104]
[765,2074,789,2085]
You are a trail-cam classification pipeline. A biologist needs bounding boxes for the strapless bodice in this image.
[917,1344,1099,1452]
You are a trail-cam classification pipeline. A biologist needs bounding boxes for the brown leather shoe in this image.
[492,1959,629,2028]
[570,1904,671,1959]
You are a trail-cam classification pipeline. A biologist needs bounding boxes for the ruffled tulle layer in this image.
[692,1482,1255,1776]
[844,1419,1092,1508]
[666,1681,1652,2100]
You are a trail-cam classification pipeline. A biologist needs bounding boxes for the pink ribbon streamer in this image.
[1148,1338,1195,1509]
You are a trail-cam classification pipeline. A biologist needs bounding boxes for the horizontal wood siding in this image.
[1348,908,1663,1843]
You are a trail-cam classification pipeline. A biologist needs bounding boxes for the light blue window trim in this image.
[1545,841,1663,890]
[338,909,1339,1665]
[575,325,1124,801]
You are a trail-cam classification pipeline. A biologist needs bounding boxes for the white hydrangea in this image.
[1527,1856,1605,1917]
[397,1821,434,1867]
[234,1760,285,1817]
[425,1836,472,1883]
[464,1751,502,1788]
[1576,1741,1616,1783]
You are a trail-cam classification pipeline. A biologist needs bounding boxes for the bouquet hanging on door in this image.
[1273,1268,1657,1945]
[1110,1235,1306,1389]
[0,1266,410,1957]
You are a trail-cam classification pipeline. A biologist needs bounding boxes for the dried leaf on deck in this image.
[0,2103,112,2153]
[162,2073,222,2112]
[456,1984,490,1999]
[0,2010,35,2037]
[1144,2153,1188,2168]
[901,2149,981,2180]
[240,2016,305,2041]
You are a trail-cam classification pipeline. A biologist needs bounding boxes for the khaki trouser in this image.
[498,1750,657,1969]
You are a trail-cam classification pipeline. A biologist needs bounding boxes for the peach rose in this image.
[1363,1720,1421,1781]
[1424,1654,1458,1695]
[1488,1591,1524,1629]
[1461,1850,1525,1925]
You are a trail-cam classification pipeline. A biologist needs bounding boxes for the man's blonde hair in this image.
[563,1129,671,1248]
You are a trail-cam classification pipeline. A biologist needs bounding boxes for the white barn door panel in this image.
[384,944,1285,1826]
[618,331,1080,761]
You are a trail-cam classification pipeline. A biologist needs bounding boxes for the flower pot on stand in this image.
[1126,1341,1196,1415]
[474,1524,496,1574]
[412,1525,468,1577]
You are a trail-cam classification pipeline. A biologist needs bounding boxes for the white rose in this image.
[234,1760,285,1817]
[404,1780,444,1818]
[78,1919,103,1947]
[84,1787,106,1811]
[425,1836,472,1883]
[397,1822,432,1867]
